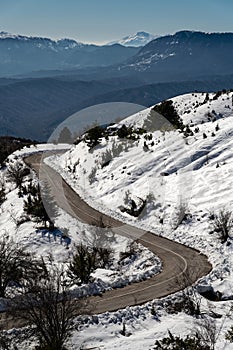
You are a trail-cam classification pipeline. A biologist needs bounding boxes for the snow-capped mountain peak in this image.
[56,38,84,49]
[0,31,29,40]
[108,31,159,47]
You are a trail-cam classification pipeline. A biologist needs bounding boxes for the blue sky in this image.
[0,0,232,44]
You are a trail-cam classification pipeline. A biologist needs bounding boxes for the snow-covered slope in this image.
[108,31,159,47]
[48,90,233,292]
[42,89,233,349]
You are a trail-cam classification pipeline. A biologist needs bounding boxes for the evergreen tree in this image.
[85,125,103,148]
[153,330,211,350]
[68,244,97,285]
[7,161,30,191]
[117,124,130,138]
[24,183,57,229]
[215,124,220,132]
[153,100,184,130]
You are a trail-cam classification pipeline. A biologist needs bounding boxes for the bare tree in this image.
[210,209,233,243]
[166,268,201,316]
[0,236,45,298]
[193,317,217,350]
[11,263,86,350]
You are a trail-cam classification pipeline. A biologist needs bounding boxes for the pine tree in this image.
[117,124,131,138]
[68,244,97,285]
[215,124,220,132]
[153,100,184,130]
[85,125,103,148]
[153,330,211,350]
[24,183,57,229]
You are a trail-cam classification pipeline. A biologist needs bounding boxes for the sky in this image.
[0,0,232,44]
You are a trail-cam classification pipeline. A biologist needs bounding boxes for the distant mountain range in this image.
[120,30,233,80]
[0,31,140,76]
[25,30,233,83]
[1,30,232,80]
[0,30,232,141]
[108,31,159,47]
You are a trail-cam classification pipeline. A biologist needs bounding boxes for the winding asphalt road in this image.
[24,152,212,314]
[0,150,212,330]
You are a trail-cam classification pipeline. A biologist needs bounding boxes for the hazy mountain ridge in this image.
[1,74,233,141]
[1,29,232,81]
[120,30,233,79]
[0,31,140,76]
[0,31,83,48]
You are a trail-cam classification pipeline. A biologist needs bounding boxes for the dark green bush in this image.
[153,331,211,350]
[152,100,184,130]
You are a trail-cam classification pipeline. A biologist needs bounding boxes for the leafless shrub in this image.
[226,325,233,342]
[193,317,217,350]
[101,149,113,168]
[88,216,115,268]
[119,241,138,262]
[10,263,86,350]
[210,209,233,243]
[166,269,201,316]
[0,236,45,298]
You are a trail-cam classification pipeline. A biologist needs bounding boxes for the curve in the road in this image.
[24,152,212,314]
